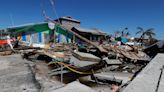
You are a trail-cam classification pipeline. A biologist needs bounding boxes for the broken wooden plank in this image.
[43,50,65,59]
[121,50,151,61]
[93,72,133,85]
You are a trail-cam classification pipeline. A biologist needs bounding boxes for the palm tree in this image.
[125,31,130,37]
[121,27,128,36]
[136,27,156,44]
[114,27,130,38]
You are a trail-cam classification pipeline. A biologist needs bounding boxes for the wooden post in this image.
[61,64,63,83]
[73,35,75,43]
[90,35,92,41]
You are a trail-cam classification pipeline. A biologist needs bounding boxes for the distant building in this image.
[54,16,81,43]
[7,22,53,48]
[55,16,107,42]
[4,16,107,48]
[71,27,106,42]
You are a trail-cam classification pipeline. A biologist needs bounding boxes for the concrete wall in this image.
[122,53,164,92]
[61,20,80,30]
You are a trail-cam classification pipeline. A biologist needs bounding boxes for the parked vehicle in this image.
[0,35,16,50]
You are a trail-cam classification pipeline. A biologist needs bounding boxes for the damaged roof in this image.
[55,16,80,23]
[72,27,107,35]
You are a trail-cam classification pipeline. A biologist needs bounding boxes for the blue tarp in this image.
[121,37,128,43]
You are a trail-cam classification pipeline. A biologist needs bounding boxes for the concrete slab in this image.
[105,59,122,65]
[0,54,40,92]
[70,56,99,67]
[72,51,101,62]
[123,53,164,92]
[50,81,97,92]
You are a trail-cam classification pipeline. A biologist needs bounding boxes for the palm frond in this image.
[145,31,156,36]
[126,32,130,36]
[151,32,156,36]
[146,28,154,32]
[145,28,156,36]
[125,27,128,30]
[136,27,144,35]
[121,31,124,36]
[136,30,143,35]
[137,27,144,31]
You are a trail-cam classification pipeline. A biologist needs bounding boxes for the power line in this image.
[10,14,14,26]
[40,0,47,19]
[49,0,59,20]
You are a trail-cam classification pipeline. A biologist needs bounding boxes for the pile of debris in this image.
[14,42,151,91]
[0,28,163,92]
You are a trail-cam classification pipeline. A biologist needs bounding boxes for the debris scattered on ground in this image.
[93,72,133,85]
[0,24,163,92]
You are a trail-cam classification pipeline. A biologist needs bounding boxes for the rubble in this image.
[0,18,163,92]
[50,81,97,92]
[93,72,133,85]
[144,40,164,57]
[0,40,154,92]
